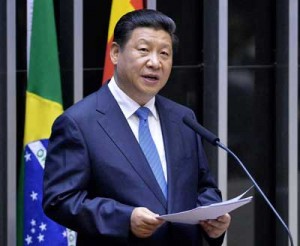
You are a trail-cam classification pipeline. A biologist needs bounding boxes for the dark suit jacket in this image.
[43,84,224,245]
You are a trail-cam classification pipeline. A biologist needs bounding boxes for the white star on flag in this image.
[25,234,32,245]
[30,191,38,201]
[24,152,31,162]
[30,219,36,226]
[37,233,45,242]
[39,222,47,231]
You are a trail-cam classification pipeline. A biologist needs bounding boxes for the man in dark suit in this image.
[43,9,230,245]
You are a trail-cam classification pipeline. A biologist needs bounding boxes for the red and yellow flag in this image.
[102,0,143,84]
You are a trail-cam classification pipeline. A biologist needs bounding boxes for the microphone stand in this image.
[216,140,294,246]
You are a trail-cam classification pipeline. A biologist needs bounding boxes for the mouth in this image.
[141,74,160,83]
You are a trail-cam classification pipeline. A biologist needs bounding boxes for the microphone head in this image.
[183,116,220,146]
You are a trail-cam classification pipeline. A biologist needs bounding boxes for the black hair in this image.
[113,9,178,50]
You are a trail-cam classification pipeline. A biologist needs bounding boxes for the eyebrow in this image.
[136,38,172,49]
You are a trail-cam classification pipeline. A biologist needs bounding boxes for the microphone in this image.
[183,116,294,246]
[183,116,220,145]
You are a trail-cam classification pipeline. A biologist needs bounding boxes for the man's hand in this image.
[199,213,231,238]
[130,207,165,238]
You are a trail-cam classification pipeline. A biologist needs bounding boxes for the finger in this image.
[141,212,165,227]
[131,207,165,238]
[142,219,165,233]
[200,221,212,232]
[208,215,230,228]
[136,230,153,238]
[200,220,226,238]
[217,214,231,224]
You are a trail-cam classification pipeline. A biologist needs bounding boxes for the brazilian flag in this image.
[17,0,76,245]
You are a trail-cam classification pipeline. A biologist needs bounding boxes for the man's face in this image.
[111,27,173,105]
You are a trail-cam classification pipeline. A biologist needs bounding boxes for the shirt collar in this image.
[108,77,158,120]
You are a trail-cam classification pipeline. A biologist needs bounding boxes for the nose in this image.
[146,53,161,69]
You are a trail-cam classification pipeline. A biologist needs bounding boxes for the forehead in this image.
[127,27,173,47]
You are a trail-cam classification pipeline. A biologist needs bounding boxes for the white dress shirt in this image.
[108,77,168,182]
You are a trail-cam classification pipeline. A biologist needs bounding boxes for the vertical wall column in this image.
[203,0,228,196]
[7,0,16,245]
[203,0,228,243]
[0,0,7,245]
[5,0,17,245]
[147,0,157,9]
[287,1,298,245]
[74,0,83,103]
[203,0,218,179]
[58,0,83,107]
[217,0,228,201]
[276,0,298,245]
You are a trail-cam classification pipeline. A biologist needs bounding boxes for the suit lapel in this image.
[95,86,167,208]
[156,96,184,212]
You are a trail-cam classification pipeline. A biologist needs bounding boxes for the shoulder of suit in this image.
[62,88,102,121]
[156,94,195,117]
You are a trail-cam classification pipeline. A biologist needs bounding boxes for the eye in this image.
[160,50,170,59]
[138,47,149,53]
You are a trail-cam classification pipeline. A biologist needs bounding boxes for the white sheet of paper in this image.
[158,187,253,224]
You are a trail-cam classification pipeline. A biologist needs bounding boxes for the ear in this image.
[110,42,120,65]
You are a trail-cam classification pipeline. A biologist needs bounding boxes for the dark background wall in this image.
[0,0,297,245]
